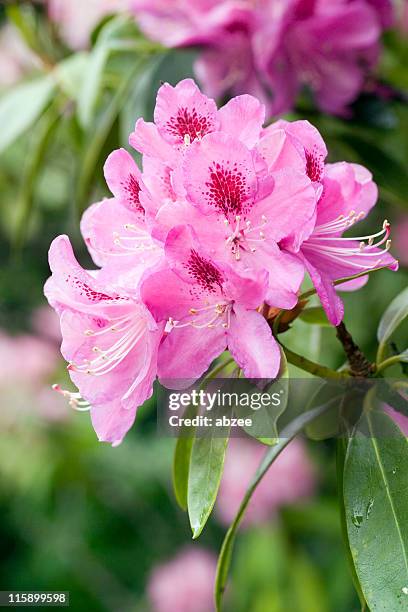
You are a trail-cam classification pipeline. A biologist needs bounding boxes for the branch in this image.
[335,322,375,377]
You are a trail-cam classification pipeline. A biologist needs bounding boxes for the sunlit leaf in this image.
[0,76,55,153]
[187,419,230,539]
[377,286,408,345]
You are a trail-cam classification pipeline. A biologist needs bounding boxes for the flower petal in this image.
[228,307,280,379]
[218,94,265,148]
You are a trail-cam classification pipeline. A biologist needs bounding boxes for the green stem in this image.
[376,341,388,367]
[282,344,350,380]
[376,354,406,374]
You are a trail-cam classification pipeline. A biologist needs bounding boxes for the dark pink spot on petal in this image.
[166,107,214,142]
[305,148,324,183]
[66,275,112,302]
[204,162,250,217]
[121,174,144,214]
[185,249,224,294]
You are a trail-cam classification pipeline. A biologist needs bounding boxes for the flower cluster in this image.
[45,79,397,445]
[131,0,393,116]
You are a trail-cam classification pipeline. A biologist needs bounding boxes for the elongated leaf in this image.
[344,411,408,611]
[76,60,143,215]
[378,286,408,345]
[188,418,230,539]
[13,106,60,249]
[172,403,197,511]
[0,76,55,153]
[215,401,333,611]
[55,53,90,101]
[299,307,331,327]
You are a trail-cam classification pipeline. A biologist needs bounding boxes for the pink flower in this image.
[142,225,280,386]
[81,148,162,291]
[217,437,316,526]
[132,0,392,116]
[131,80,317,309]
[48,0,128,50]
[299,162,398,324]
[44,235,162,445]
[147,547,217,612]
[45,78,397,442]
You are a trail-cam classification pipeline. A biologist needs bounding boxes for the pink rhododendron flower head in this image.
[217,437,317,526]
[147,547,217,612]
[45,78,398,442]
[45,235,162,445]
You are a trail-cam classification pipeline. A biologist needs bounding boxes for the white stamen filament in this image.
[52,384,91,411]
[168,302,232,331]
[225,214,268,260]
[303,216,392,271]
[70,316,146,377]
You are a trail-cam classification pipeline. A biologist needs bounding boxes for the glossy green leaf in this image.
[377,286,408,345]
[299,307,331,327]
[0,76,55,153]
[172,403,197,511]
[77,15,131,128]
[344,411,408,611]
[187,418,230,539]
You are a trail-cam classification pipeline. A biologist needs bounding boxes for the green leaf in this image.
[75,60,143,215]
[172,403,197,511]
[172,355,235,513]
[55,53,90,101]
[77,15,131,128]
[215,401,333,611]
[299,307,331,327]
[0,76,55,153]
[13,106,60,249]
[377,287,408,347]
[187,418,230,539]
[344,411,408,611]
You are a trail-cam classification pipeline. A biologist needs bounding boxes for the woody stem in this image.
[335,322,375,377]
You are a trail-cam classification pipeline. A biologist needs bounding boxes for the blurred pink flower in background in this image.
[32,304,62,344]
[0,331,58,387]
[132,0,392,115]
[0,24,40,87]
[147,547,217,612]
[0,307,66,423]
[48,0,129,49]
[216,437,316,526]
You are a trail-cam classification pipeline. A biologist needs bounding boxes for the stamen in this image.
[52,384,91,411]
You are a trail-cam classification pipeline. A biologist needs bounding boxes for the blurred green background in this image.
[0,3,407,611]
